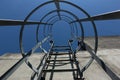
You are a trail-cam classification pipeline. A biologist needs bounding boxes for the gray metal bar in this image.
[53,46,70,48]
[43,69,78,72]
[85,43,120,80]
[31,54,47,80]
[23,36,50,74]
[52,49,71,51]
[33,43,54,80]
[47,59,72,62]
[52,47,70,49]
[0,19,52,26]
[0,52,31,80]
[0,36,50,80]
[69,40,83,78]
[49,54,57,80]
[71,10,120,23]
[53,0,61,20]
[50,53,71,55]
[69,51,76,79]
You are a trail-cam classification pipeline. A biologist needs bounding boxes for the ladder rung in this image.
[47,59,73,62]
[50,53,72,55]
[53,46,70,48]
[52,49,71,51]
[43,69,77,72]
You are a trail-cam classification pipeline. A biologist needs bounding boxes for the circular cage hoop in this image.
[36,9,84,42]
[19,0,98,74]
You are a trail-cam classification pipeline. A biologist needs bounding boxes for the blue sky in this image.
[0,0,120,55]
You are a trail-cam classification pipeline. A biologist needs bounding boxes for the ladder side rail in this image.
[85,43,120,80]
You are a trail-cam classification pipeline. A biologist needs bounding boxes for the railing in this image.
[0,0,120,80]
[0,36,50,80]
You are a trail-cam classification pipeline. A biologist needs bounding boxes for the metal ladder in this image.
[39,40,84,80]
